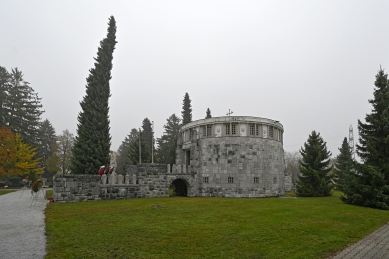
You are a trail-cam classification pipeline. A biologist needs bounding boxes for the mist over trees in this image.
[71,16,117,175]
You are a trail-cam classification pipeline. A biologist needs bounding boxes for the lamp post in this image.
[151,121,154,164]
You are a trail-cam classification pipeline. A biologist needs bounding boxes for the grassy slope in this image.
[45,192,389,259]
[0,190,16,195]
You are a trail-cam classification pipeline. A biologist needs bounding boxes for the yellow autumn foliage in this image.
[0,127,43,180]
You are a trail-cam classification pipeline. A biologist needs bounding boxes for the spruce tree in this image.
[341,68,389,209]
[156,114,181,164]
[205,108,212,119]
[116,128,138,174]
[70,16,117,174]
[296,131,333,197]
[37,119,57,171]
[0,67,10,128]
[3,68,43,147]
[141,118,154,160]
[181,93,192,125]
[333,137,353,191]
[128,135,151,165]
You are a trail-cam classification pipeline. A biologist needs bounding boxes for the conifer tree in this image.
[128,135,151,165]
[341,68,389,209]
[296,131,333,196]
[141,118,154,159]
[181,93,192,125]
[205,108,212,119]
[37,119,57,170]
[156,114,181,164]
[0,67,10,128]
[2,68,43,147]
[333,137,353,191]
[70,16,117,174]
[116,128,138,174]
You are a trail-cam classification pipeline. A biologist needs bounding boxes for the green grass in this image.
[45,191,389,259]
[45,190,53,199]
[0,190,16,195]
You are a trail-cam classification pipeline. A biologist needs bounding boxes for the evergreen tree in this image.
[181,92,192,125]
[2,68,43,147]
[0,67,10,128]
[156,114,181,164]
[141,118,154,160]
[37,119,57,171]
[205,108,212,119]
[296,131,333,197]
[341,68,389,209]
[116,128,138,174]
[168,135,178,166]
[128,135,151,165]
[333,137,353,191]
[70,16,117,174]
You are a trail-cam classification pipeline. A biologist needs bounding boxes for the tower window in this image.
[207,125,212,136]
[202,126,206,137]
[226,124,230,135]
[231,124,236,135]
[203,177,209,183]
[250,125,255,135]
[269,126,273,138]
[228,177,234,183]
[254,177,259,183]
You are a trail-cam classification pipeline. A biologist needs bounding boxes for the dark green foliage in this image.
[342,68,389,209]
[1,67,43,147]
[128,135,151,165]
[37,119,57,171]
[141,118,154,159]
[70,16,117,174]
[28,171,37,183]
[341,163,389,210]
[156,114,181,165]
[296,131,333,197]
[181,93,192,125]
[205,108,212,119]
[334,137,353,191]
[0,67,10,128]
[168,135,178,166]
[116,128,138,174]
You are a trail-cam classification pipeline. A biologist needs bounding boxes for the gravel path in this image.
[0,189,48,259]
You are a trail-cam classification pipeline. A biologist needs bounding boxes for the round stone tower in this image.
[175,116,284,197]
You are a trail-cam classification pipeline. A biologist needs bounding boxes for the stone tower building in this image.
[175,116,285,197]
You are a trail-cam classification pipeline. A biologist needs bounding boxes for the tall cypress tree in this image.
[205,108,212,119]
[181,93,192,125]
[333,137,353,191]
[70,16,117,174]
[141,118,153,160]
[0,67,10,128]
[341,68,389,209]
[296,131,333,197]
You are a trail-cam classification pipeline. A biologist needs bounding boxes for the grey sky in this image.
[1,1,389,157]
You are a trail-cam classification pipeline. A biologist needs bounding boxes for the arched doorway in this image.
[170,179,188,196]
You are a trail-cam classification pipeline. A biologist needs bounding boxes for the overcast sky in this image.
[1,1,389,158]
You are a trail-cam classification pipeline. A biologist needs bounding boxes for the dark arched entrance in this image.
[170,179,188,196]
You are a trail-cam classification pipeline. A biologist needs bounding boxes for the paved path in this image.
[0,189,47,259]
[330,221,389,259]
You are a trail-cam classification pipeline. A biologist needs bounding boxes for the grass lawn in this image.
[45,191,389,259]
[0,190,16,196]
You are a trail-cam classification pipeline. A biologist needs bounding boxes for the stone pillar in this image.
[125,174,130,185]
[183,165,187,174]
[172,164,176,174]
[132,175,137,184]
[167,164,170,173]
[108,174,113,185]
[112,173,117,184]
[101,174,107,186]
[188,165,192,173]
[177,165,181,174]
[117,174,123,185]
